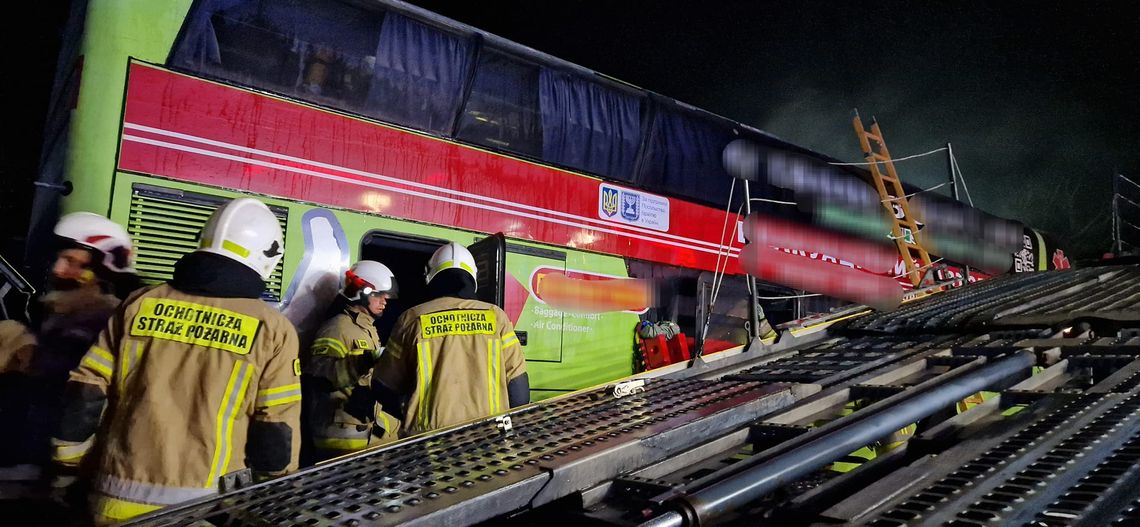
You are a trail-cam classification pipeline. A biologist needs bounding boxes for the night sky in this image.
[5,1,1137,261]
[4,1,73,258]
[407,0,1139,259]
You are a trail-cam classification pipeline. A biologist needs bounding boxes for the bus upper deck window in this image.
[455,50,542,158]
[171,0,383,116]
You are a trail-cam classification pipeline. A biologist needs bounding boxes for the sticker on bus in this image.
[598,183,670,232]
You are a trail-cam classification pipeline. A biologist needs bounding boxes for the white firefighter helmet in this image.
[343,260,398,301]
[54,212,136,274]
[196,198,283,280]
[425,242,477,289]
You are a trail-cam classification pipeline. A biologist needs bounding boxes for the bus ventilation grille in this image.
[127,183,287,301]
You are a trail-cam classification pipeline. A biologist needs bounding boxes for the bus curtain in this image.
[175,0,384,70]
[639,107,735,205]
[173,0,246,67]
[538,69,642,181]
[366,12,473,134]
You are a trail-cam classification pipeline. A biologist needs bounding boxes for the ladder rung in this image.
[863,132,882,142]
[862,151,892,163]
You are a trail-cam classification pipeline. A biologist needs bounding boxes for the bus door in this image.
[468,233,506,307]
[360,231,446,341]
[362,230,507,340]
[501,244,572,400]
[474,235,580,400]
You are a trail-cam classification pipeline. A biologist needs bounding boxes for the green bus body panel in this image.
[75,0,647,400]
[65,0,195,216]
[112,173,638,399]
[556,252,639,388]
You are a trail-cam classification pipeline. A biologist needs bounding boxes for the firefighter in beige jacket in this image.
[51,198,301,525]
[373,242,528,437]
[0,213,138,467]
[303,260,400,460]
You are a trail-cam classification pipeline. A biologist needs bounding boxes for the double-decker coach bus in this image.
[25,0,1043,399]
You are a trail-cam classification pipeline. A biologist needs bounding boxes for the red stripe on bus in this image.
[119,63,742,273]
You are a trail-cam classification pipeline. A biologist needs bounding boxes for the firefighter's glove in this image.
[344,385,377,424]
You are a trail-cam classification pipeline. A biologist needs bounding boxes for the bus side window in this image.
[637,105,735,209]
[364,13,474,134]
[534,68,644,182]
[455,50,543,158]
[172,0,383,120]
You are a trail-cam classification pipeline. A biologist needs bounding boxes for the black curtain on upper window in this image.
[537,69,642,181]
[638,106,736,208]
[365,13,474,134]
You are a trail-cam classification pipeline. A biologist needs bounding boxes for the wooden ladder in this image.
[852,110,931,286]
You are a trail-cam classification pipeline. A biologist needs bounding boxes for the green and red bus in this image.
[26,0,1040,399]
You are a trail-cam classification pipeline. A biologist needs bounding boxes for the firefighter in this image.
[50,198,301,525]
[0,213,138,469]
[0,212,138,376]
[303,260,401,461]
[373,242,528,437]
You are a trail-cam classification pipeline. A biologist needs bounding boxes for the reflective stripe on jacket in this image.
[374,297,525,436]
[52,284,301,522]
[303,306,398,456]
